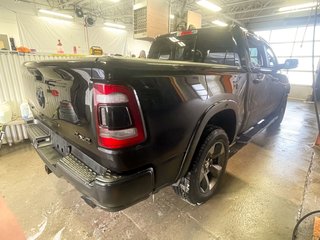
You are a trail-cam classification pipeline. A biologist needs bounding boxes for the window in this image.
[248,36,264,68]
[196,29,241,66]
[271,43,294,57]
[255,25,320,86]
[266,47,277,68]
[248,47,262,67]
[148,34,196,61]
[204,51,240,66]
[270,28,297,43]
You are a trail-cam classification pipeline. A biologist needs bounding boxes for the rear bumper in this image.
[26,120,154,211]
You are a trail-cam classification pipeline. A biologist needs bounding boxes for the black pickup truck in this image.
[23,25,297,211]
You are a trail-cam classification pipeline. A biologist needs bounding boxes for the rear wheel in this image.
[173,128,229,204]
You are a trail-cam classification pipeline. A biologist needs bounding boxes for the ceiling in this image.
[13,0,320,29]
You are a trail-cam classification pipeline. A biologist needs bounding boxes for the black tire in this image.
[173,128,229,205]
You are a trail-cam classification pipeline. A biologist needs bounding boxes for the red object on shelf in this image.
[56,40,64,54]
[51,90,59,96]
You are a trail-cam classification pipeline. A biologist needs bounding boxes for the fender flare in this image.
[175,99,239,181]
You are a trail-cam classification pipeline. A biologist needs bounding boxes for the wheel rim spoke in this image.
[209,164,222,177]
[200,172,210,192]
[210,143,225,159]
[199,141,226,194]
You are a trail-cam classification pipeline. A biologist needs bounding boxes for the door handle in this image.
[253,73,264,84]
[253,79,262,84]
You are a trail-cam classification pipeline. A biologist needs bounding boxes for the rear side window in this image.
[196,30,240,66]
[203,52,240,66]
[148,35,196,61]
[149,28,240,67]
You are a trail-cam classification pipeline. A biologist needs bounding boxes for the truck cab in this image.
[23,25,297,211]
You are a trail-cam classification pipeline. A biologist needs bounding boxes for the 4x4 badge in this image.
[74,131,92,144]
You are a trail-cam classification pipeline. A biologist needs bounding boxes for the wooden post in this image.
[313,217,320,240]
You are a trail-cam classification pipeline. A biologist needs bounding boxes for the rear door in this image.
[244,35,286,130]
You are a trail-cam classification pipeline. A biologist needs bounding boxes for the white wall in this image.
[0,1,151,55]
[17,14,88,54]
[0,7,21,47]
[126,37,152,57]
[289,85,313,101]
[88,26,129,55]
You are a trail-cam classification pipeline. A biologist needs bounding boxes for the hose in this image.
[292,210,320,240]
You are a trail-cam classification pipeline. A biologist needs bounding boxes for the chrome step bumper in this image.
[58,154,97,185]
[26,119,154,211]
[25,121,50,147]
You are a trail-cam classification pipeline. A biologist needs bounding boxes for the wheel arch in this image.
[175,100,239,181]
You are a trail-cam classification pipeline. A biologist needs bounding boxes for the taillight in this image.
[176,30,198,37]
[93,83,146,149]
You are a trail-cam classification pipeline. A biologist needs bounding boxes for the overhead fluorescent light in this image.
[278,8,315,14]
[278,2,317,12]
[212,20,228,27]
[104,22,126,29]
[38,9,73,19]
[170,14,175,19]
[197,0,221,12]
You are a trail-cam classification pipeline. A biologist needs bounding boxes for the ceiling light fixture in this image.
[278,8,315,14]
[196,0,221,12]
[170,14,175,19]
[212,20,228,27]
[104,22,126,29]
[38,9,73,19]
[278,2,317,12]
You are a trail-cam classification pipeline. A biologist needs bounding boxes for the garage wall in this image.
[126,38,152,57]
[0,3,151,56]
[16,14,131,55]
[17,14,88,54]
[0,7,21,47]
[289,85,313,100]
[0,3,152,117]
[254,24,320,101]
[88,26,128,55]
[0,53,82,115]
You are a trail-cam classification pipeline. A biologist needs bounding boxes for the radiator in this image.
[0,120,29,147]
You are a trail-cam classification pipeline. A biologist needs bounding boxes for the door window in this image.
[247,37,265,68]
[248,47,263,67]
[265,47,278,68]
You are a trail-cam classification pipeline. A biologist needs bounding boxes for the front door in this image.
[244,35,287,131]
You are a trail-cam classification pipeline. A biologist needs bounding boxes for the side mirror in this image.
[277,59,298,70]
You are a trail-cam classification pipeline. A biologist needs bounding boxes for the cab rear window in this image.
[148,34,196,61]
[148,28,241,67]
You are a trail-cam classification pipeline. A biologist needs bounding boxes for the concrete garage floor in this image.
[0,99,320,240]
